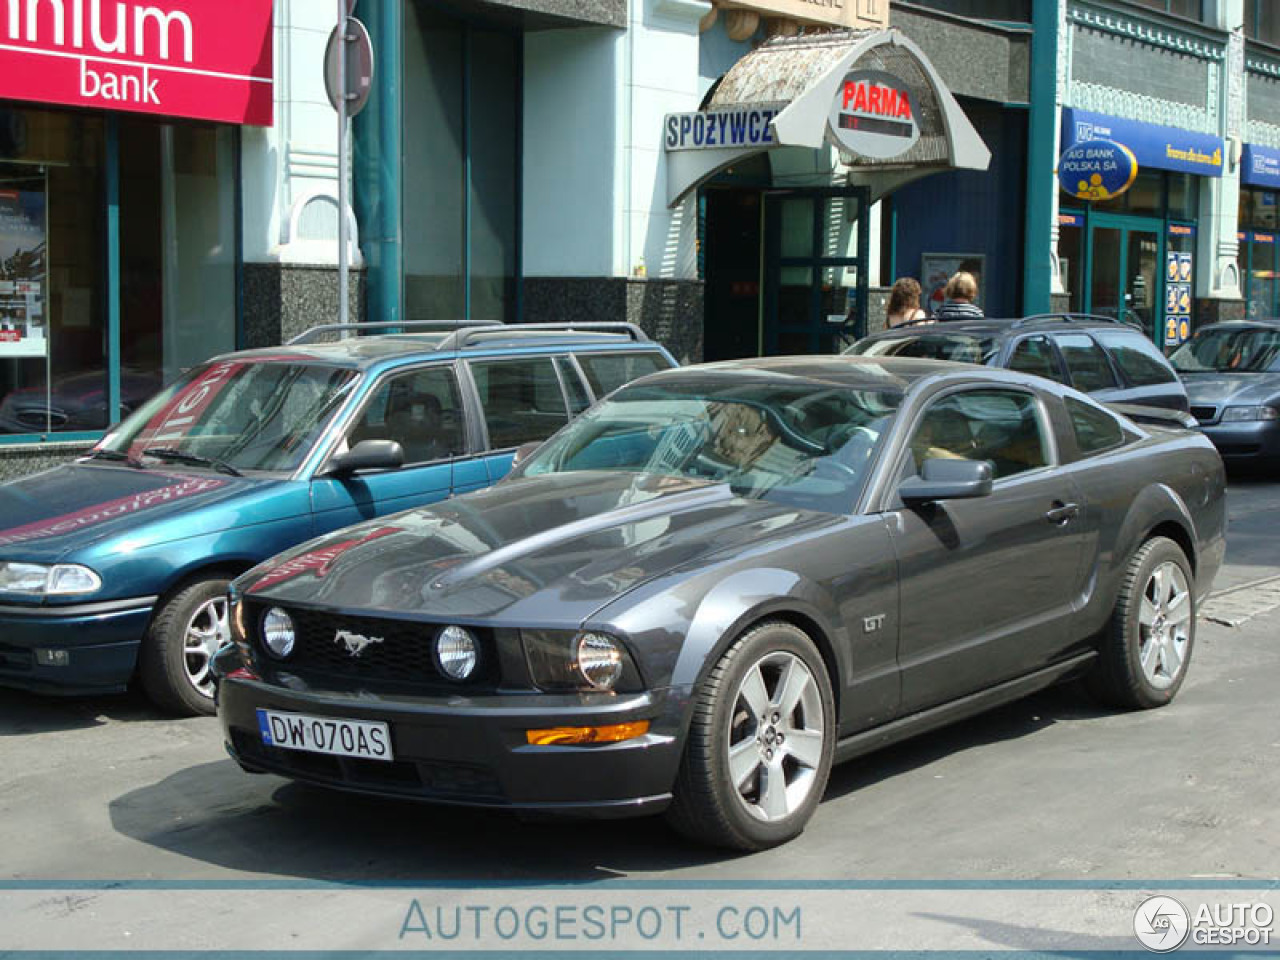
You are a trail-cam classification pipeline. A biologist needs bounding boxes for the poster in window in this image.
[920,253,985,314]
[0,189,46,358]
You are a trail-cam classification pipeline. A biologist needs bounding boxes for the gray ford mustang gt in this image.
[214,356,1226,851]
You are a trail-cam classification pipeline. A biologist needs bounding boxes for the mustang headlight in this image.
[0,561,102,596]
[435,625,479,681]
[521,629,642,693]
[261,607,296,659]
[1221,405,1280,422]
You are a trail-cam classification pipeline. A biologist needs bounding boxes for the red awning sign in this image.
[0,0,274,126]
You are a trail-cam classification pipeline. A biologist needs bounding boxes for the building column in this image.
[1023,0,1064,315]
[1198,0,1245,321]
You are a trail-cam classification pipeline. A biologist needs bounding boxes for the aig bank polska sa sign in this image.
[0,0,274,126]
[1058,139,1138,201]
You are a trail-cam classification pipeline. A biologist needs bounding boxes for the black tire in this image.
[1087,536,1195,710]
[666,620,835,851]
[139,576,231,717]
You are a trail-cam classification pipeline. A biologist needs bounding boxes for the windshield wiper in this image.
[142,447,244,477]
[83,448,144,469]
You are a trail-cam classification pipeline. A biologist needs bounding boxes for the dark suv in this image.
[847,315,1189,412]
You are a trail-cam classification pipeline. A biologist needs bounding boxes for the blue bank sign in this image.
[664,106,780,152]
[1243,143,1280,190]
[1062,108,1223,178]
[1058,139,1138,200]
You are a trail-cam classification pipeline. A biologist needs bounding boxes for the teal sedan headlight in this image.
[1220,405,1280,422]
[0,561,103,596]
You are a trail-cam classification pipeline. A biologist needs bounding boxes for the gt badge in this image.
[863,614,886,634]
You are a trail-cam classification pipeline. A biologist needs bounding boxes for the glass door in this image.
[1087,214,1163,342]
[764,188,869,355]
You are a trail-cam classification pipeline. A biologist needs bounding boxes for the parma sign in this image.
[1058,139,1138,201]
[827,69,919,160]
[0,0,274,126]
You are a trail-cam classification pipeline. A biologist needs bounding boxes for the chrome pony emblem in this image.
[335,629,383,657]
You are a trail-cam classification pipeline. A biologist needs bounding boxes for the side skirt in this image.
[833,652,1098,764]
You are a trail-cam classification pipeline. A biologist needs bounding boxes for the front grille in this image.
[248,603,497,689]
[231,730,505,801]
[1191,405,1218,425]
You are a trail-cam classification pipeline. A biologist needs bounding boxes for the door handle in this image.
[1045,501,1079,524]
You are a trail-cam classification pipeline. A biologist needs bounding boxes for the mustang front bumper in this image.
[0,596,156,695]
[217,670,691,816]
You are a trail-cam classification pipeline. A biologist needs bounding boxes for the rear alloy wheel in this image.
[667,621,835,851]
[139,577,231,717]
[1088,536,1195,710]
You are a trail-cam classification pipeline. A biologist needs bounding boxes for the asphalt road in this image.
[2,482,1278,885]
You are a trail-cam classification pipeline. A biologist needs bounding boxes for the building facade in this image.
[1,0,1276,481]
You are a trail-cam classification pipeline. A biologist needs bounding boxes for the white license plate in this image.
[257,709,393,761]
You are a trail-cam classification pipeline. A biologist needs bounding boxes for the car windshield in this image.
[848,333,999,365]
[1169,328,1280,374]
[100,360,359,473]
[521,377,902,515]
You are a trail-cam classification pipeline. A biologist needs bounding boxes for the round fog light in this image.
[262,607,295,659]
[577,633,624,691]
[436,625,478,680]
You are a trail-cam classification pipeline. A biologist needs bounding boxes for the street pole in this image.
[336,0,349,328]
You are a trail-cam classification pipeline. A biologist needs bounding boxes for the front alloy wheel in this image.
[667,621,835,851]
[139,576,232,717]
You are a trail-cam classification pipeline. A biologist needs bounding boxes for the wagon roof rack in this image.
[435,322,650,350]
[287,320,496,345]
[1011,312,1134,329]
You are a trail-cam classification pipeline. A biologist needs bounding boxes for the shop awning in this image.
[664,29,990,207]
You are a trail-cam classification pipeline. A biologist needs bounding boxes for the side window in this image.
[346,366,465,465]
[1008,335,1066,383]
[576,351,671,398]
[554,356,592,415]
[1092,330,1178,386]
[1066,396,1127,455]
[1053,333,1119,392]
[910,389,1050,480]
[470,356,569,449]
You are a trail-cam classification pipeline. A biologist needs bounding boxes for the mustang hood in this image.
[1182,372,1280,407]
[242,472,838,625]
[0,463,284,563]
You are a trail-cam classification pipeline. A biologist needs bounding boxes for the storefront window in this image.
[0,108,107,436]
[402,1,519,325]
[119,120,237,392]
[1247,0,1280,46]
[1057,214,1084,313]
[1130,0,1203,20]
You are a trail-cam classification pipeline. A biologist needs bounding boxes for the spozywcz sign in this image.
[0,0,273,126]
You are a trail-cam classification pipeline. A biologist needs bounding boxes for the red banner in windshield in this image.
[125,359,244,458]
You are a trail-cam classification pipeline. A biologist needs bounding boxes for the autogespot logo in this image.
[1134,896,1191,952]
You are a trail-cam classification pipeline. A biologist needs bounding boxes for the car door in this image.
[885,385,1088,714]
[467,354,575,482]
[1005,334,1069,386]
[309,363,471,535]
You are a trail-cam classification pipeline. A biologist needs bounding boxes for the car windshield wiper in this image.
[142,447,244,477]
[83,448,144,469]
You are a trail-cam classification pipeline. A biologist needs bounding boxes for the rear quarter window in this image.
[1066,396,1127,455]
[575,351,672,398]
[1092,330,1178,386]
[1054,333,1119,392]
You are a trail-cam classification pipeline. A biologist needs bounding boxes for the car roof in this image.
[207,329,665,371]
[636,355,993,392]
[1192,318,1280,333]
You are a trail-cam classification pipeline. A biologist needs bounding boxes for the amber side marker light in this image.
[526,721,650,746]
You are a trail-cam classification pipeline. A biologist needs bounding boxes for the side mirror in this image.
[511,441,541,469]
[327,439,405,476]
[898,458,993,504]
